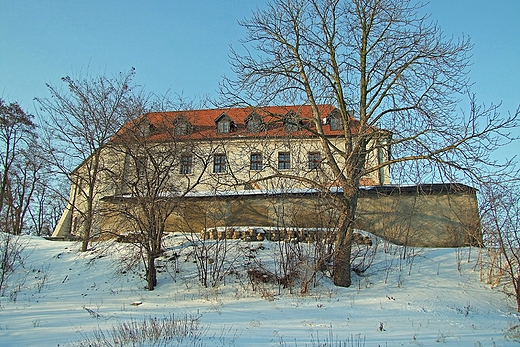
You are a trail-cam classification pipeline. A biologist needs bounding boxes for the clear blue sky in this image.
[1,1,519,159]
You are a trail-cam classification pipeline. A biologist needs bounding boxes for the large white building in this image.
[53,104,391,239]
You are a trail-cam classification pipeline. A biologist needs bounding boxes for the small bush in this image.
[0,233,28,298]
[72,314,205,347]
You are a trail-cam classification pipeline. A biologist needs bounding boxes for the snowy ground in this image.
[0,233,518,346]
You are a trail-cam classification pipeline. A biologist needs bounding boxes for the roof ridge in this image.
[144,103,336,114]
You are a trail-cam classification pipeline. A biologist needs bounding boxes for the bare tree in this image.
[36,68,147,251]
[4,147,44,235]
[0,99,39,235]
[28,175,67,236]
[222,0,518,287]
[102,117,208,290]
[0,99,51,301]
[481,182,520,312]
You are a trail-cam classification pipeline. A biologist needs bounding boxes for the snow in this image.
[0,233,518,346]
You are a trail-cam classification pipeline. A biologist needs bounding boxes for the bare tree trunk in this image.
[0,154,10,215]
[333,190,358,287]
[80,212,92,252]
[80,181,95,252]
[333,224,352,287]
[146,252,157,291]
[146,222,162,290]
[515,273,520,313]
[80,152,100,252]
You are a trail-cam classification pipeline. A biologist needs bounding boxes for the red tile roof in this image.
[116,104,360,142]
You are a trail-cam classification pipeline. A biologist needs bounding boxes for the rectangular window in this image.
[175,122,188,136]
[285,121,298,132]
[250,153,263,171]
[247,119,262,132]
[218,121,230,134]
[330,117,343,131]
[308,152,321,169]
[136,156,147,179]
[278,152,291,170]
[180,155,193,174]
[213,154,227,173]
[138,122,153,137]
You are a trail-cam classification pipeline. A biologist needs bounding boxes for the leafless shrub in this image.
[188,229,244,288]
[71,314,205,347]
[33,264,51,293]
[376,237,424,285]
[245,227,335,296]
[351,238,377,276]
[0,233,28,297]
[246,268,276,289]
[280,327,366,347]
[246,267,278,300]
[505,323,520,343]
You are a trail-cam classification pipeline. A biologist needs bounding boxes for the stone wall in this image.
[56,184,480,248]
[161,184,481,247]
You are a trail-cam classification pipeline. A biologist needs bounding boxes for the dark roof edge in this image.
[101,183,476,201]
[358,183,477,196]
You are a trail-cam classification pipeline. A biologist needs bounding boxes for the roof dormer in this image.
[136,119,156,137]
[215,113,236,134]
[283,110,301,132]
[173,115,192,136]
[326,108,349,131]
[245,111,264,133]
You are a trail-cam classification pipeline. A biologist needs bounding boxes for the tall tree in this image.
[28,167,67,236]
[36,68,147,251]
[0,99,37,234]
[224,0,518,286]
[4,146,45,235]
[102,116,208,290]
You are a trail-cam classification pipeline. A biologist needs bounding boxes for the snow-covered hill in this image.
[0,233,518,346]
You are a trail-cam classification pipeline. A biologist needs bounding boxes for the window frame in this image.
[284,111,300,132]
[277,152,291,170]
[180,154,193,174]
[174,121,188,136]
[329,116,343,131]
[137,121,154,137]
[217,120,230,134]
[213,154,227,173]
[246,112,263,133]
[136,156,148,179]
[250,152,263,171]
[308,152,321,170]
